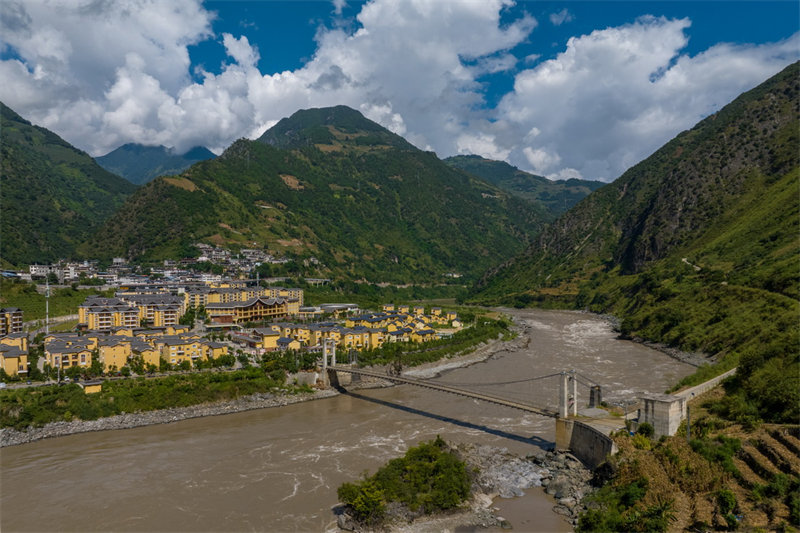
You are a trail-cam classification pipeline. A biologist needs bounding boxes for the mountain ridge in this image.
[0,101,137,267]
[444,154,604,218]
[95,143,216,185]
[89,105,548,282]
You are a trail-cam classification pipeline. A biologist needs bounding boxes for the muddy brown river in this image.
[1,309,695,532]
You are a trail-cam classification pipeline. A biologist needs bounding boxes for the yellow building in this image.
[410,328,437,343]
[0,336,28,376]
[156,336,206,367]
[0,332,28,352]
[382,304,395,312]
[79,381,103,394]
[131,339,160,368]
[0,307,23,336]
[277,337,301,351]
[78,297,139,331]
[252,329,281,351]
[45,341,93,370]
[201,341,228,360]
[98,337,132,372]
[121,294,184,327]
[206,297,294,325]
[367,329,386,349]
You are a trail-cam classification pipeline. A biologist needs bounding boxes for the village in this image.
[0,277,462,387]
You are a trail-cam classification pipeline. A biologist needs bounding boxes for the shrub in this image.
[637,422,654,438]
[337,437,470,525]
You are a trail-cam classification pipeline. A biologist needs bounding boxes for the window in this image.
[80,354,86,364]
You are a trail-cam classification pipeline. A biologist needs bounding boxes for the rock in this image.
[473,493,493,509]
[337,513,358,531]
[552,505,572,517]
[558,497,576,508]
[545,475,570,499]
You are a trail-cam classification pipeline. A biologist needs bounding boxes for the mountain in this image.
[470,62,799,423]
[96,143,216,185]
[0,102,138,267]
[89,106,548,282]
[444,155,604,217]
[259,105,415,151]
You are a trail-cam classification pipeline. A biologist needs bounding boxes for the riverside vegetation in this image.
[336,436,471,528]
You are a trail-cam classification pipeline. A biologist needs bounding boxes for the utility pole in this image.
[45,276,50,335]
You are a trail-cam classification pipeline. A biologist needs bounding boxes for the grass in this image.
[0,278,113,322]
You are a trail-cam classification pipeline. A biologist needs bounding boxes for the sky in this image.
[1,1,798,182]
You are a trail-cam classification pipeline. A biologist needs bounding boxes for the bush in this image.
[632,433,652,450]
[637,422,654,438]
[337,437,470,525]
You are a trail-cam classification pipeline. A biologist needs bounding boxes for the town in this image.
[0,270,463,386]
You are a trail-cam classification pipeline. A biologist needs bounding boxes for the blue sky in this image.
[1,0,797,181]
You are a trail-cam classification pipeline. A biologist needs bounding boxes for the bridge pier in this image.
[558,371,578,417]
[321,339,339,388]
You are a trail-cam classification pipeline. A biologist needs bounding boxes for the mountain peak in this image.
[257,105,414,151]
[96,143,215,185]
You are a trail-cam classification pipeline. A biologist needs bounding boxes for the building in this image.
[0,308,23,336]
[206,296,296,325]
[119,294,184,327]
[45,340,93,370]
[78,297,139,331]
[0,334,29,377]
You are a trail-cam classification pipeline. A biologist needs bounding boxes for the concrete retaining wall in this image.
[555,418,618,469]
[674,368,737,399]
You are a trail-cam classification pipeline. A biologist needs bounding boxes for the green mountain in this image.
[444,155,604,217]
[259,105,415,151]
[0,102,138,267]
[96,143,216,185]
[90,106,547,282]
[470,62,800,423]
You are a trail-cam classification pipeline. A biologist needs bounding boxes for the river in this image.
[1,309,695,532]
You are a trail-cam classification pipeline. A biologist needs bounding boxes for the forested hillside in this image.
[445,155,604,217]
[470,62,800,423]
[90,106,547,282]
[0,102,137,267]
[96,143,215,185]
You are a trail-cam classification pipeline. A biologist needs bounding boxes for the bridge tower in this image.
[558,370,578,417]
[322,339,337,387]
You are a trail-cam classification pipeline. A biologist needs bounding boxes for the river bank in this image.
[0,325,522,448]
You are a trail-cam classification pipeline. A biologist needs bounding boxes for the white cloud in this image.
[549,8,573,26]
[497,17,800,180]
[332,0,347,16]
[0,0,797,182]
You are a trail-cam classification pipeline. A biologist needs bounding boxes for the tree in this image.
[90,349,104,376]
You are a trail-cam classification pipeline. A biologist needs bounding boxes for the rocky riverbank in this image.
[336,442,595,532]
[0,388,339,447]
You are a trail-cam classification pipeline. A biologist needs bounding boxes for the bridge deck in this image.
[328,365,558,418]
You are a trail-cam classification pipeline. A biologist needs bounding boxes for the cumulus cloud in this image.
[497,16,800,180]
[0,0,797,180]
[549,8,573,26]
